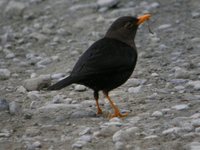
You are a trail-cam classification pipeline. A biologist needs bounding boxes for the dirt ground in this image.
[0,0,200,150]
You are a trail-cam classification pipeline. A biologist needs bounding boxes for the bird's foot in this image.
[108,112,128,119]
[96,108,103,115]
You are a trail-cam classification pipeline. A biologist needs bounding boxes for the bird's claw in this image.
[108,112,128,119]
[96,109,103,115]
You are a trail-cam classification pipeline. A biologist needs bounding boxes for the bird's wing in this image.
[71,38,137,77]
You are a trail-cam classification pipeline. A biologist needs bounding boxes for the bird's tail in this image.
[47,76,75,90]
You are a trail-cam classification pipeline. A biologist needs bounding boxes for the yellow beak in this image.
[137,14,151,25]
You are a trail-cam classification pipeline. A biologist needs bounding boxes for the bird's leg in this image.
[94,91,102,114]
[103,91,128,118]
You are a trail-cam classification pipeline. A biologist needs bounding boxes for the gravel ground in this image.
[0,0,200,150]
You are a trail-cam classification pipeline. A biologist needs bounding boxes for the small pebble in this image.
[4,1,26,18]
[158,24,172,30]
[16,86,27,93]
[0,99,9,111]
[27,91,40,101]
[191,119,200,127]
[72,140,87,149]
[51,73,65,80]
[192,12,200,18]
[174,67,190,79]
[128,86,142,94]
[115,141,125,150]
[74,85,87,92]
[9,101,21,115]
[24,75,51,91]
[113,127,139,143]
[152,111,163,117]
[162,127,181,135]
[0,68,11,80]
[186,81,200,90]
[144,135,158,139]
[79,127,91,136]
[151,73,159,77]
[78,135,92,143]
[172,104,189,110]
[97,0,119,8]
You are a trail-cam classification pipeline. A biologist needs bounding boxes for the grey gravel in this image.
[0,0,200,149]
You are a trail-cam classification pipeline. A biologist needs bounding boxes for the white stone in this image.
[158,24,172,30]
[16,86,27,93]
[29,32,48,43]
[192,12,200,18]
[5,52,15,59]
[191,119,200,127]
[152,111,163,117]
[97,0,119,8]
[174,85,185,90]
[79,127,91,136]
[187,81,200,90]
[52,95,64,104]
[144,135,158,139]
[115,141,125,150]
[149,2,160,9]
[32,141,41,148]
[4,1,26,18]
[72,140,87,149]
[189,142,200,150]
[0,68,11,80]
[128,86,142,94]
[78,135,92,142]
[74,85,86,92]
[9,101,20,115]
[27,91,40,101]
[162,127,181,135]
[195,127,200,133]
[70,3,98,11]
[24,75,51,91]
[174,67,190,79]
[37,58,52,66]
[190,113,200,119]
[51,73,65,80]
[113,127,139,142]
[172,104,189,110]
[151,73,159,77]
[127,116,141,125]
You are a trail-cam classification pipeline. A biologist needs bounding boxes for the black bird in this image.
[48,14,151,118]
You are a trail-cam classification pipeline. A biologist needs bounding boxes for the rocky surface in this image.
[0,0,200,149]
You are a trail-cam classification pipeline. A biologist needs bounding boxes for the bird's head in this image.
[105,14,151,47]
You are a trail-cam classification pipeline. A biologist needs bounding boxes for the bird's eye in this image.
[124,22,133,29]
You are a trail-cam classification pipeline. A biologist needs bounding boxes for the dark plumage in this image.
[48,14,151,118]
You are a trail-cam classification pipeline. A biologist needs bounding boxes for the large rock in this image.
[4,1,26,19]
[24,75,51,91]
